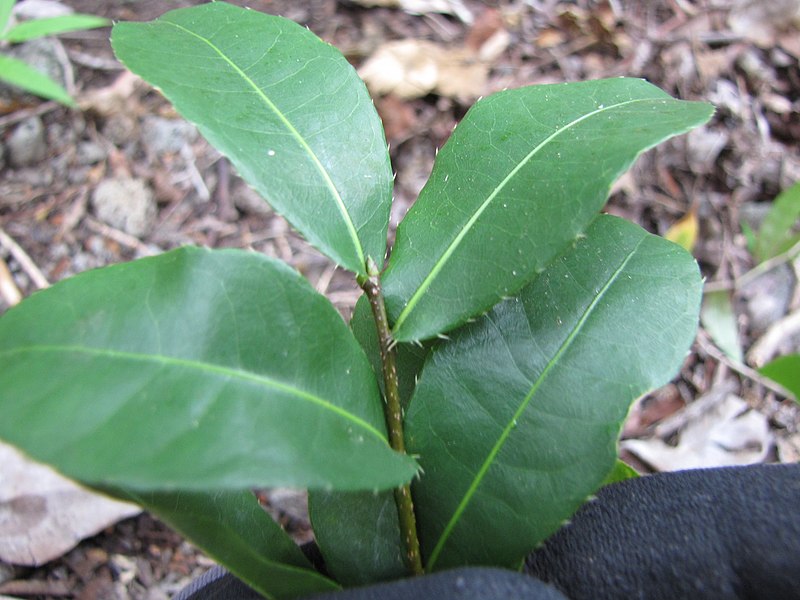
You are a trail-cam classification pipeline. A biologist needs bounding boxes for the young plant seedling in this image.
[0,3,714,597]
[0,0,109,106]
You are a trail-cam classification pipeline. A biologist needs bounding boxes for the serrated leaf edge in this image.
[391,97,653,338]
[160,15,365,271]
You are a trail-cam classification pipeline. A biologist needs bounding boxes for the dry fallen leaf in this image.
[664,208,699,253]
[359,28,508,100]
[621,386,772,472]
[0,441,140,566]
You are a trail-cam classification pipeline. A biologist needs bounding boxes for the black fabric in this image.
[305,568,569,600]
[526,463,800,600]
[173,465,800,600]
[173,565,262,600]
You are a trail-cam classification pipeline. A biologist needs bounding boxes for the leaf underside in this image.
[112,2,392,276]
[383,78,714,342]
[0,247,416,492]
[406,215,702,570]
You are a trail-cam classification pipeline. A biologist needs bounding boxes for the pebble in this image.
[142,116,197,155]
[91,177,156,238]
[76,140,107,165]
[740,263,796,333]
[7,116,46,167]
[0,560,14,585]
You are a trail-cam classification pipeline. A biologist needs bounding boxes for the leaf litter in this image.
[0,0,799,596]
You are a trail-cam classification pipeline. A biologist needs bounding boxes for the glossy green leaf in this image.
[3,14,110,42]
[123,489,338,598]
[760,354,800,404]
[406,215,702,570]
[308,489,405,586]
[0,54,75,106]
[700,290,742,363]
[111,3,392,276]
[383,78,713,342]
[754,181,800,262]
[0,247,417,492]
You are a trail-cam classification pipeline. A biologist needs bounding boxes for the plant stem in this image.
[360,258,424,577]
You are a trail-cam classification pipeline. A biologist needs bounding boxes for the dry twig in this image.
[0,227,49,289]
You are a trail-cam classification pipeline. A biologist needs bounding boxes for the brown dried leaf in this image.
[0,442,140,566]
[621,389,772,472]
[359,39,493,99]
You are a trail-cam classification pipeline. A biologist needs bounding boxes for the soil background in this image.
[1,1,799,598]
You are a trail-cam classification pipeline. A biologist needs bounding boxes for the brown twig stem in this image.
[360,258,424,577]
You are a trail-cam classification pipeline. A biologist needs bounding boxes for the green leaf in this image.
[0,0,14,36]
[754,181,800,262]
[760,354,800,403]
[406,215,702,570]
[601,459,639,487]
[123,489,338,598]
[111,3,392,277]
[0,247,417,492]
[700,290,742,363]
[383,78,713,342]
[308,489,406,586]
[0,54,75,106]
[3,14,110,42]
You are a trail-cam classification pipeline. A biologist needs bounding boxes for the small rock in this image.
[739,201,772,233]
[76,141,107,165]
[686,126,729,174]
[7,116,46,167]
[0,560,15,585]
[142,116,197,155]
[101,113,139,147]
[92,177,156,238]
[740,263,796,332]
[13,0,74,20]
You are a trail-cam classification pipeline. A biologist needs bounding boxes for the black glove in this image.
[174,565,567,600]
[175,464,800,600]
[527,463,800,599]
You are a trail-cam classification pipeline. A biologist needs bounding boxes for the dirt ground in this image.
[1,0,799,598]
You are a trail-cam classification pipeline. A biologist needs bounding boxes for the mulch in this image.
[0,0,798,597]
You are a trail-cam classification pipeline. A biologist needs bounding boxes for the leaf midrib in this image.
[3,344,387,444]
[425,236,644,569]
[391,97,648,338]
[161,17,365,270]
